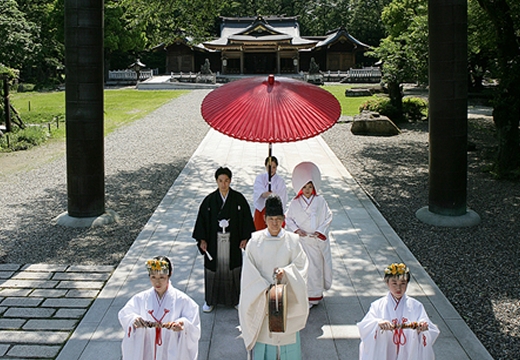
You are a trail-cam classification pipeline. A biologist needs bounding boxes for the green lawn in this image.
[10,89,189,139]
[322,85,376,116]
[5,86,367,151]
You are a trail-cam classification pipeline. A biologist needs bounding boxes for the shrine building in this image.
[160,15,370,75]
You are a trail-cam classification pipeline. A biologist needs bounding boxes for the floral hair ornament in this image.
[384,262,410,278]
[146,259,170,275]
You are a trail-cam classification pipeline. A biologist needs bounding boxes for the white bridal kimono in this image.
[357,293,440,360]
[285,193,332,303]
[118,283,201,360]
[239,229,309,353]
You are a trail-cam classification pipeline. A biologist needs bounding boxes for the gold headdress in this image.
[146,259,170,275]
[384,263,409,278]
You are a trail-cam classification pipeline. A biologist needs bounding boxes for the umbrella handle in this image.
[268,143,272,192]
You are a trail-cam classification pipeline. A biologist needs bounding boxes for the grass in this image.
[2,89,187,152]
[322,85,377,116]
[9,89,188,137]
[3,85,367,152]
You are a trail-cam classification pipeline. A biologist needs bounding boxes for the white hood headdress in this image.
[291,162,322,195]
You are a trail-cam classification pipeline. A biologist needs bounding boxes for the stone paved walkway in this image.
[0,264,114,359]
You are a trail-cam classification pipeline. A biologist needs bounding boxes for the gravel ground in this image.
[0,89,211,264]
[322,113,520,360]
[1,88,518,359]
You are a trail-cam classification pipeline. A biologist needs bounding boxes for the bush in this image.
[17,83,36,92]
[403,97,428,121]
[0,126,50,152]
[359,96,400,120]
[359,96,428,122]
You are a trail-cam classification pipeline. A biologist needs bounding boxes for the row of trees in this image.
[369,0,519,178]
[0,0,391,86]
[1,0,519,177]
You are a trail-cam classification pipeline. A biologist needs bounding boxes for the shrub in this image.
[0,126,50,152]
[359,96,401,121]
[359,96,428,122]
[17,83,36,92]
[403,97,428,121]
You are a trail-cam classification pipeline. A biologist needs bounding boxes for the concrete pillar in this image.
[416,0,480,227]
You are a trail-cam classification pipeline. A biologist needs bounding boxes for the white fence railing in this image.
[345,67,381,81]
[108,69,154,81]
[170,72,216,84]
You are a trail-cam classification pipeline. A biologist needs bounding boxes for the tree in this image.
[368,0,428,122]
[121,0,222,47]
[467,0,495,92]
[0,0,38,70]
[474,0,520,178]
[348,0,391,47]
[104,0,148,72]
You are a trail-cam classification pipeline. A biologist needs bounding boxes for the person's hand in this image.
[200,240,207,252]
[295,229,307,237]
[274,268,284,282]
[378,320,393,331]
[417,321,429,333]
[133,317,147,329]
[262,191,272,198]
[164,321,184,331]
[239,240,248,250]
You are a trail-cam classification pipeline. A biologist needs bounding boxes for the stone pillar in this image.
[58,0,117,227]
[416,0,480,227]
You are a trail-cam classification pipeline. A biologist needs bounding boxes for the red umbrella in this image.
[201,75,341,143]
[201,74,341,189]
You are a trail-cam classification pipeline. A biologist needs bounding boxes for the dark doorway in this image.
[244,53,276,74]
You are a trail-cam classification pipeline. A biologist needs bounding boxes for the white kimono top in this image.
[285,194,333,297]
[253,172,288,211]
[357,293,440,360]
[118,283,201,360]
[239,229,309,351]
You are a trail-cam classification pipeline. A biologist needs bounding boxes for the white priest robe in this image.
[285,194,333,302]
[357,293,440,360]
[118,282,201,360]
[253,172,288,212]
[239,229,309,351]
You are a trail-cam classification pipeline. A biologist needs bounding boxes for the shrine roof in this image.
[313,27,370,49]
[203,16,316,49]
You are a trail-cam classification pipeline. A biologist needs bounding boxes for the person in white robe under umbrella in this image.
[253,156,289,231]
[285,161,333,308]
[118,255,201,360]
[357,262,440,360]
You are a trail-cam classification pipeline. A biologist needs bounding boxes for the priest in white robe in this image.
[253,156,288,230]
[118,256,201,360]
[285,161,332,307]
[357,263,440,360]
[239,194,309,360]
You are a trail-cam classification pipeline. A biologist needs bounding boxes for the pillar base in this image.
[416,206,480,228]
[55,209,119,228]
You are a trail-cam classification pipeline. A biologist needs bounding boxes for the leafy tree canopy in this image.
[0,0,39,69]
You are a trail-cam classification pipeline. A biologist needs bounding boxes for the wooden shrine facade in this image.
[160,16,370,75]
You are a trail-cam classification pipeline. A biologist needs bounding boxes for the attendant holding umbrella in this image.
[253,156,288,230]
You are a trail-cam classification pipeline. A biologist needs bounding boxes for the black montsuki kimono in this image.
[192,188,255,306]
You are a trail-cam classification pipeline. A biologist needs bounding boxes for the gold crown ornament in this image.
[146,259,169,275]
[384,263,409,277]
